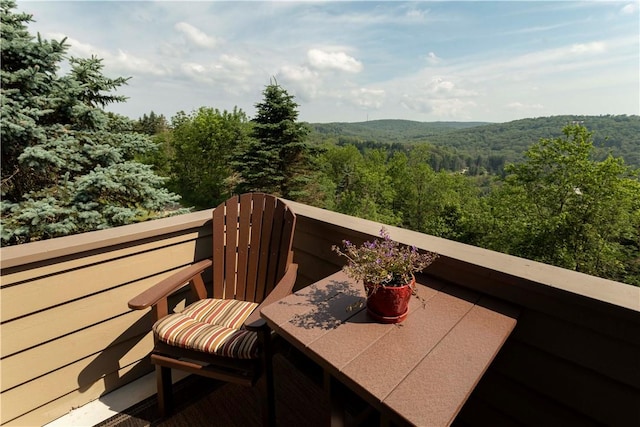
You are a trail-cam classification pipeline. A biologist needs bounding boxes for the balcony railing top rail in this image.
[285,200,640,314]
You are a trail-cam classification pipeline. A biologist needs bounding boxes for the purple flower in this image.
[332,226,439,286]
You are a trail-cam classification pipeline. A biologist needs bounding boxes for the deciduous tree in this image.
[169,107,250,209]
[484,124,640,283]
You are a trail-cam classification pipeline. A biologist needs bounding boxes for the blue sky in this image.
[19,1,640,123]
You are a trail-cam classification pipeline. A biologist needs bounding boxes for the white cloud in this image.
[111,50,169,76]
[506,42,604,71]
[174,22,218,49]
[429,77,455,94]
[279,65,318,82]
[181,62,207,78]
[426,52,442,65]
[442,36,635,86]
[570,42,606,54]
[52,34,170,77]
[507,102,544,110]
[349,88,386,109]
[620,3,638,14]
[179,54,255,93]
[47,33,109,61]
[307,49,363,73]
[298,3,432,28]
[404,7,429,22]
[400,95,433,115]
[276,48,365,103]
[421,76,478,98]
[219,54,250,71]
[429,99,477,118]
[400,95,476,119]
[394,74,480,119]
[278,65,321,101]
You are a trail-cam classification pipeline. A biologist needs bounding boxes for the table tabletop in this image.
[261,270,518,426]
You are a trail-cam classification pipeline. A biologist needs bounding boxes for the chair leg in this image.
[258,329,276,427]
[156,365,173,417]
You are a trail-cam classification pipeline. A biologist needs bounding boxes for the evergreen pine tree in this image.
[0,0,182,245]
[233,80,311,199]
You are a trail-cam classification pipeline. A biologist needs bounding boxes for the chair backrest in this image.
[212,193,296,303]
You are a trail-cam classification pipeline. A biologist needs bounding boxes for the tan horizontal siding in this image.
[0,211,214,425]
[3,360,152,427]
[512,310,639,388]
[291,215,345,288]
[0,230,206,288]
[424,253,640,344]
[285,200,640,313]
[458,369,599,426]
[1,334,152,424]
[491,339,639,425]
[1,236,210,324]
[2,267,186,358]
[1,310,150,391]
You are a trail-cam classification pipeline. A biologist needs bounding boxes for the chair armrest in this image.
[245,263,298,331]
[128,259,213,310]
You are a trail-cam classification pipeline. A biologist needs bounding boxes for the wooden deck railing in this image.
[1,201,639,426]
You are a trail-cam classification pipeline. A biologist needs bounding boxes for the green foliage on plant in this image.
[0,0,182,245]
[388,145,486,242]
[482,124,640,284]
[320,146,401,225]
[168,107,250,209]
[134,111,168,136]
[332,227,439,287]
[316,143,485,239]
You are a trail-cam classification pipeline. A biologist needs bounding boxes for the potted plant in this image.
[332,227,439,323]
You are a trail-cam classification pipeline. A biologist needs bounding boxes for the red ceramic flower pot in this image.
[364,277,415,323]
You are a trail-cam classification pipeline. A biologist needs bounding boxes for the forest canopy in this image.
[138,105,640,286]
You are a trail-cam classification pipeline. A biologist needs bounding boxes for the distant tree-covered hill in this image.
[310,119,488,142]
[310,115,640,170]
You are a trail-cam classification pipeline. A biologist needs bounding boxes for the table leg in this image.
[379,413,391,427]
[324,371,346,427]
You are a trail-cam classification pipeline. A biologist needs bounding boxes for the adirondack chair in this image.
[128,193,298,427]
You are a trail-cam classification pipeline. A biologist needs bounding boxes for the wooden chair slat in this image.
[246,194,265,302]
[255,196,275,303]
[236,193,253,301]
[277,209,296,283]
[224,197,240,299]
[212,198,226,299]
[265,201,286,297]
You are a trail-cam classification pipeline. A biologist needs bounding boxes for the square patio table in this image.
[261,270,519,427]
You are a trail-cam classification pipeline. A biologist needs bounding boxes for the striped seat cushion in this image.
[153,299,260,359]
